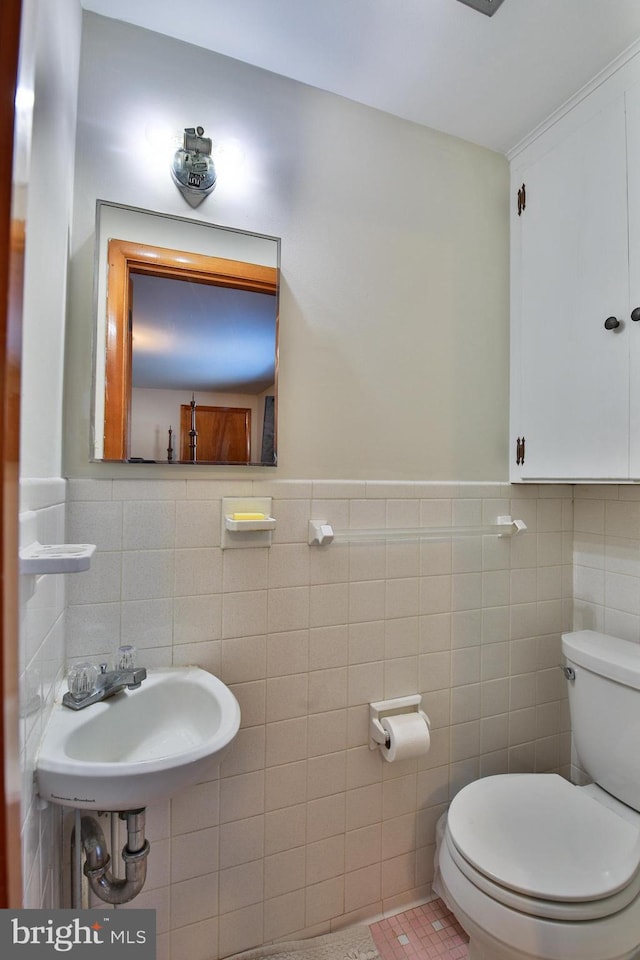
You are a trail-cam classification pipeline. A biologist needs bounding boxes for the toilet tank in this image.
[562,630,640,813]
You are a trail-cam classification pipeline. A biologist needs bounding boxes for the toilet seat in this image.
[445,774,640,921]
[444,829,640,921]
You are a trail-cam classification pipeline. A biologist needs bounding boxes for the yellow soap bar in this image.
[232,512,266,521]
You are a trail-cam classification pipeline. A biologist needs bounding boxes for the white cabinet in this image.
[510,70,640,481]
[626,83,640,477]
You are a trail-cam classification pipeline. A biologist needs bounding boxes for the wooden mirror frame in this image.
[103,239,278,461]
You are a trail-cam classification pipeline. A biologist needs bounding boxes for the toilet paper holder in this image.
[369,695,430,750]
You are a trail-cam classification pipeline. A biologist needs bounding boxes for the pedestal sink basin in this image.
[36,666,241,810]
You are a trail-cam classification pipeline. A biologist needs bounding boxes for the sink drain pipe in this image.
[73,809,150,905]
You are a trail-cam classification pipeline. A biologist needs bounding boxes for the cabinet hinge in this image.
[517,183,526,216]
[516,436,525,465]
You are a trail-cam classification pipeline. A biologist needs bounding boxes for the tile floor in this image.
[369,899,469,960]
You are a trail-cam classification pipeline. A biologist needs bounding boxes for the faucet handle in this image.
[68,661,98,701]
[118,644,137,670]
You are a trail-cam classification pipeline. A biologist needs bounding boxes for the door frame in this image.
[0,0,25,907]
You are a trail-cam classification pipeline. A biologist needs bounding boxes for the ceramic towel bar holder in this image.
[308,515,526,545]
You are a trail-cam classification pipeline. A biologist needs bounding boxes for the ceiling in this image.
[81,0,640,154]
[131,274,277,394]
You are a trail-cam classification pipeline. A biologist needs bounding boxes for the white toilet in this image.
[435,630,640,960]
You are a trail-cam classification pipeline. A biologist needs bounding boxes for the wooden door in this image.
[0,0,25,907]
[180,405,251,462]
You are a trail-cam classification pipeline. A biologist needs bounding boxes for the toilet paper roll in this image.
[379,712,430,762]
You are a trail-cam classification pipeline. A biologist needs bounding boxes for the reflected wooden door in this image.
[180,405,251,462]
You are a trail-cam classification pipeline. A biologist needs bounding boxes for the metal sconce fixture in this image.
[171,126,217,207]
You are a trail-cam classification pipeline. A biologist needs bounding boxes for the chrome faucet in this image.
[63,654,147,711]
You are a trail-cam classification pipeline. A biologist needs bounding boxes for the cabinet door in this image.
[514,96,629,480]
[626,81,640,476]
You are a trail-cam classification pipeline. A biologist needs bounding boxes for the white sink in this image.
[36,667,241,810]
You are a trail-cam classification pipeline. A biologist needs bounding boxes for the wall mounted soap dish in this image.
[221,497,276,548]
[19,542,96,575]
[224,515,276,532]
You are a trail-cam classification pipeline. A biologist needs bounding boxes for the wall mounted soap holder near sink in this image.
[19,542,96,575]
[19,509,96,575]
[221,497,276,548]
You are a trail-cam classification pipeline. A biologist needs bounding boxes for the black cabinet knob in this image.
[604,316,621,330]
[631,307,640,322]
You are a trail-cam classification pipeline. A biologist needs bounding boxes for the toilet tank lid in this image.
[562,630,640,690]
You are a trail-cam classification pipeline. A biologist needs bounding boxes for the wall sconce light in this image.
[171,126,217,207]
[455,0,507,15]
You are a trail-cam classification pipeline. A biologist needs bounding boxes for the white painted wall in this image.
[20,0,82,480]
[17,0,83,909]
[65,12,510,482]
[17,0,511,922]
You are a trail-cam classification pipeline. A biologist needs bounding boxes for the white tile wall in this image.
[574,485,640,644]
[22,478,574,958]
[570,485,640,782]
[20,479,67,908]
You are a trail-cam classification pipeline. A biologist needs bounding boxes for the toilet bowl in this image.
[435,774,640,960]
[433,631,640,960]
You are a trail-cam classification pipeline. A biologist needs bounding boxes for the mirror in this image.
[92,201,280,465]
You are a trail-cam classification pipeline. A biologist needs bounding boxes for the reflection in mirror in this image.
[92,202,279,465]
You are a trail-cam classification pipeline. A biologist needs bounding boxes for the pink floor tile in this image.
[370,899,469,960]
